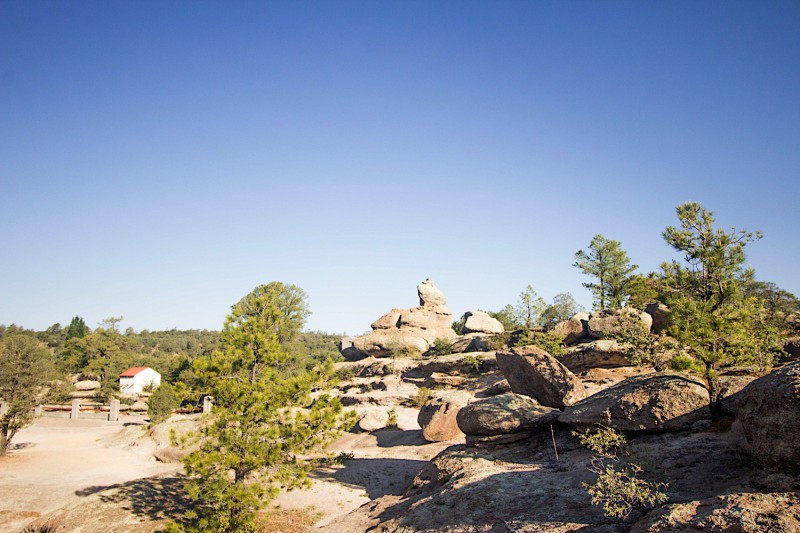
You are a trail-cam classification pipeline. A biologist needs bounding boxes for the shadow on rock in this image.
[374,428,428,448]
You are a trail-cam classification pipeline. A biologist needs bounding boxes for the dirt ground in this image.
[0,416,180,532]
[0,409,452,532]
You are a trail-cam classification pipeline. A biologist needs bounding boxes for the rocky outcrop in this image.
[552,314,587,345]
[495,346,587,409]
[632,491,800,533]
[560,372,709,432]
[418,391,471,442]
[456,393,559,438]
[343,279,458,359]
[586,307,653,339]
[560,339,632,370]
[645,302,671,334]
[737,361,800,472]
[462,311,504,335]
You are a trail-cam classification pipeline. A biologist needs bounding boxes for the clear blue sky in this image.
[2,1,798,335]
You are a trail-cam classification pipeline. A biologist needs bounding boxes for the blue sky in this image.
[1,1,799,334]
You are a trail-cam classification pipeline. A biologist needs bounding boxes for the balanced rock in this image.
[343,279,458,359]
[645,302,671,334]
[74,380,101,391]
[586,308,653,339]
[560,339,632,371]
[456,393,559,437]
[418,278,447,308]
[462,311,504,335]
[495,346,587,409]
[560,372,709,432]
[418,391,471,442]
[736,361,800,472]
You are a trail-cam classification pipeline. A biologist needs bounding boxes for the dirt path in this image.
[0,416,180,532]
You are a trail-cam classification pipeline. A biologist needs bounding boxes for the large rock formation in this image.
[560,372,710,432]
[495,346,587,409]
[343,279,458,359]
[736,361,800,472]
[418,391,471,442]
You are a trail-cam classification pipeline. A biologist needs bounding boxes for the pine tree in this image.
[175,282,353,532]
[65,316,89,340]
[661,202,765,412]
[574,235,638,310]
[0,335,55,455]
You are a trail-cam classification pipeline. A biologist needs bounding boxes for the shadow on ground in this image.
[75,475,189,522]
[310,457,428,499]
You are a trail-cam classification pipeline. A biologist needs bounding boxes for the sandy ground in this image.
[0,409,455,532]
[0,416,180,532]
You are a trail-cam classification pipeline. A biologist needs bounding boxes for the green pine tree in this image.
[574,235,638,310]
[174,282,353,532]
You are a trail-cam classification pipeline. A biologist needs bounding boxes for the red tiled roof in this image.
[119,366,149,377]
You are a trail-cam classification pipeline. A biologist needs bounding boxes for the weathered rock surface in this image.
[645,302,671,334]
[560,372,709,432]
[632,491,800,533]
[456,393,559,436]
[74,380,101,391]
[587,307,653,339]
[461,311,504,334]
[552,314,587,345]
[358,409,390,432]
[737,361,800,472]
[495,346,587,409]
[561,339,632,370]
[418,391,471,442]
[344,279,458,358]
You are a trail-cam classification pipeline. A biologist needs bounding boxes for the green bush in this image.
[147,382,179,425]
[427,338,454,357]
[412,387,432,408]
[514,329,566,358]
[460,354,482,375]
[669,354,705,374]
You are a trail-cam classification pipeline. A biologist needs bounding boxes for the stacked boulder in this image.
[341,279,491,360]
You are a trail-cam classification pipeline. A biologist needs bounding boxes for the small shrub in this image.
[460,355,482,375]
[335,366,355,382]
[386,409,398,428]
[574,426,627,456]
[585,463,668,519]
[488,332,511,351]
[577,426,668,520]
[514,329,566,358]
[427,338,454,357]
[413,387,432,408]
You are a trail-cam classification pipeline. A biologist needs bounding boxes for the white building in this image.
[119,367,161,395]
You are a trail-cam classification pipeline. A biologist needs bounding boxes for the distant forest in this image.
[0,320,342,402]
